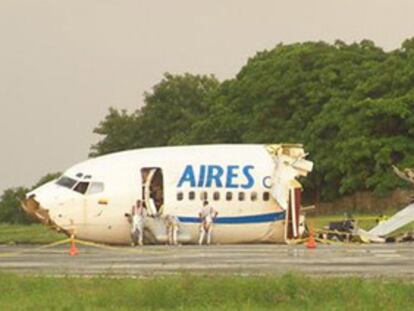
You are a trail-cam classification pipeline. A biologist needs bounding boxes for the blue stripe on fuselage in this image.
[178,211,285,224]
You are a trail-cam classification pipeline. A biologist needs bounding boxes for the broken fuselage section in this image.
[23,144,314,244]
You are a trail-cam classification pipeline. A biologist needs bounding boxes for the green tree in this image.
[140,73,220,146]
[184,40,414,200]
[0,187,31,224]
[90,39,414,202]
[0,172,61,224]
[90,73,220,156]
[90,108,141,157]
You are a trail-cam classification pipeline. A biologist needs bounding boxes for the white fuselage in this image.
[28,145,293,244]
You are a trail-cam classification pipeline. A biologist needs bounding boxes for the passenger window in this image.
[88,182,105,194]
[263,192,270,201]
[226,192,232,201]
[189,191,195,200]
[177,192,183,201]
[213,192,220,201]
[238,192,245,201]
[200,191,208,201]
[251,192,257,201]
[74,182,89,194]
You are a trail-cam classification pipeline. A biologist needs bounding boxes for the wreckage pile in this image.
[313,166,414,244]
[314,214,414,244]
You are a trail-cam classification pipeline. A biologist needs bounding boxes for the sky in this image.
[1,0,414,193]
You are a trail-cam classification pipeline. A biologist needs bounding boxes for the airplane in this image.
[22,144,313,245]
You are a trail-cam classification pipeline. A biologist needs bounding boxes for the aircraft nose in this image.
[21,195,52,225]
[23,182,74,235]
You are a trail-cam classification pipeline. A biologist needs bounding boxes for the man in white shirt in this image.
[198,201,218,245]
[164,214,180,245]
[131,199,146,246]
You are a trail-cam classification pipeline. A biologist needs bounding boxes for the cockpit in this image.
[55,173,105,195]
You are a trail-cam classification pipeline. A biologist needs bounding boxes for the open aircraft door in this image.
[285,182,302,240]
[141,167,164,216]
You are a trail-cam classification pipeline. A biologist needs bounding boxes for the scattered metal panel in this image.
[368,203,414,237]
[357,229,386,243]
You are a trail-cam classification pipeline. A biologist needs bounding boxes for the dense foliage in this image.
[91,40,414,202]
[90,73,220,156]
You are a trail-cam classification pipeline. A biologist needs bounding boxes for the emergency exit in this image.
[140,167,164,216]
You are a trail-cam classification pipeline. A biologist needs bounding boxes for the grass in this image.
[0,224,65,244]
[0,273,413,310]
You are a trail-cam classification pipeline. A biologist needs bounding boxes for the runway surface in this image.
[0,243,413,277]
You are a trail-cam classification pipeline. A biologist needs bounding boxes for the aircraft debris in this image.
[385,231,414,243]
[368,203,414,237]
[317,216,358,242]
[315,166,414,243]
[355,229,385,243]
[364,166,414,237]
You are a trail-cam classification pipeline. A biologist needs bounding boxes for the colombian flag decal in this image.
[98,198,108,205]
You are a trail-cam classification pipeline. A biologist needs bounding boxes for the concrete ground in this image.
[0,243,413,277]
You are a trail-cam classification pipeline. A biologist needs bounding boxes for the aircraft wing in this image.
[368,203,414,237]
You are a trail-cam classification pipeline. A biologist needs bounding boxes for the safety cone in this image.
[69,234,79,256]
[306,226,317,249]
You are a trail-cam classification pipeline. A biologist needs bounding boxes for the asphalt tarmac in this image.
[0,243,413,277]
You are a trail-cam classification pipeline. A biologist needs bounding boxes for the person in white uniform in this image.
[198,201,218,245]
[131,199,146,246]
[164,214,180,245]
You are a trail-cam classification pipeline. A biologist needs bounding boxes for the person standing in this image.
[164,214,180,245]
[131,199,146,246]
[198,201,218,245]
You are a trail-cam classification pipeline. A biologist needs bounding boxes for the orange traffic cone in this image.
[306,225,317,249]
[69,234,79,256]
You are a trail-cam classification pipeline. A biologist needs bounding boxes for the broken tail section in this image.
[266,144,314,240]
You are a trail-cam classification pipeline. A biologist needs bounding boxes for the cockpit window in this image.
[56,176,77,189]
[88,182,105,194]
[73,182,90,194]
[56,176,104,195]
